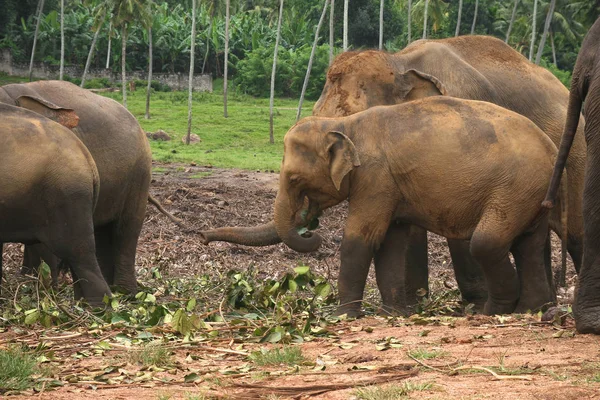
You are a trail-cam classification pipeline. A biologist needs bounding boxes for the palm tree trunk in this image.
[529,0,538,61]
[121,25,127,108]
[505,0,519,43]
[329,0,334,65]
[81,21,102,87]
[470,0,478,35]
[551,29,557,67]
[343,0,348,51]
[296,0,330,122]
[379,0,384,50]
[455,0,462,36]
[29,0,45,82]
[145,26,153,119]
[407,0,412,44]
[224,0,230,118]
[269,0,284,144]
[201,9,214,74]
[535,0,556,65]
[422,0,429,39]
[106,21,112,69]
[59,0,64,80]
[186,0,197,144]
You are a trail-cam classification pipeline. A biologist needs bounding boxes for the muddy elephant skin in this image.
[0,80,152,293]
[544,16,600,334]
[274,97,564,317]
[0,104,111,305]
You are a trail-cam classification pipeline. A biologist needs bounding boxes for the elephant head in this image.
[273,122,361,253]
[312,50,447,117]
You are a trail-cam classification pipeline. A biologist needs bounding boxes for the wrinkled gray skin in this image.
[0,81,152,293]
[0,104,111,305]
[544,16,600,334]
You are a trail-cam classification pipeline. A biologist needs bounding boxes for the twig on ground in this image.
[452,365,533,381]
[406,352,446,373]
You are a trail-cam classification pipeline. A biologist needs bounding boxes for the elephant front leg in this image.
[447,239,488,311]
[374,222,411,316]
[336,236,374,318]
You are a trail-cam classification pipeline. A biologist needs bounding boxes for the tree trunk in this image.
[455,0,462,36]
[121,25,127,108]
[551,29,557,67]
[407,0,412,44]
[186,0,197,144]
[106,21,112,69]
[29,0,45,82]
[145,26,153,119]
[505,0,519,43]
[422,0,429,39]
[379,0,384,49]
[535,0,556,65]
[201,11,213,74]
[269,0,284,144]
[343,0,348,51]
[529,0,538,61]
[329,0,334,65]
[470,0,478,35]
[224,0,230,118]
[81,18,103,87]
[296,0,330,122]
[59,0,64,80]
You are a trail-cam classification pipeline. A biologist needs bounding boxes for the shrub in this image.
[83,77,112,89]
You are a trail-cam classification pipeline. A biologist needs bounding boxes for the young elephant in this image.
[0,103,111,305]
[274,97,564,316]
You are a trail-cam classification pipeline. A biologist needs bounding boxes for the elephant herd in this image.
[2,23,600,334]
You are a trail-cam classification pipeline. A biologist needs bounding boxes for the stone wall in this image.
[0,49,212,92]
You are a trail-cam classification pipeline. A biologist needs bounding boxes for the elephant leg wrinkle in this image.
[336,236,374,318]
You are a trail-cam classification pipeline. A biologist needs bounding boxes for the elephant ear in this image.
[395,69,448,101]
[16,95,80,129]
[323,131,361,191]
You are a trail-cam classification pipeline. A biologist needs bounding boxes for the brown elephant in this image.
[201,35,584,311]
[544,16,600,334]
[0,103,110,305]
[271,97,564,316]
[0,80,152,293]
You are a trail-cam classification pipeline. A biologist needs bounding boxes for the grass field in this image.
[0,73,315,171]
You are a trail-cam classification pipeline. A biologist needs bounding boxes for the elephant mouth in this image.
[295,198,322,237]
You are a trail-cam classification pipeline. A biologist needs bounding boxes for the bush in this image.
[83,77,112,89]
[236,44,330,100]
[542,60,572,88]
[133,79,171,92]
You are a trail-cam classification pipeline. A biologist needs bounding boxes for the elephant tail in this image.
[558,170,568,288]
[148,194,188,229]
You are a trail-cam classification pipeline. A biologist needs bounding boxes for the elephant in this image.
[0,80,152,293]
[268,97,564,316]
[0,103,111,305]
[543,16,600,334]
[201,35,584,312]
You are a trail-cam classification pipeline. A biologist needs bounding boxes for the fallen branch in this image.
[452,365,533,381]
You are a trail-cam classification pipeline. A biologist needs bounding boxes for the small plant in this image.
[355,381,433,399]
[0,346,40,392]
[127,343,172,367]
[249,346,306,366]
[407,347,447,360]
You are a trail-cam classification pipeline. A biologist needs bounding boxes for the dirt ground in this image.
[3,163,599,400]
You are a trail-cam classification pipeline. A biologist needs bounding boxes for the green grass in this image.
[0,72,30,85]
[407,347,448,360]
[0,346,40,392]
[355,381,434,399]
[126,343,172,367]
[249,346,306,366]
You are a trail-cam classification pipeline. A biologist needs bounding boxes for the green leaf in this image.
[184,373,201,383]
[171,308,192,336]
[314,282,331,298]
[186,298,197,312]
[24,309,40,325]
[294,266,310,275]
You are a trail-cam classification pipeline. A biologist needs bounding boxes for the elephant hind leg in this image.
[109,206,146,294]
[447,239,488,312]
[95,224,115,285]
[403,226,429,306]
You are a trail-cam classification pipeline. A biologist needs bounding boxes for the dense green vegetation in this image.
[0,0,598,98]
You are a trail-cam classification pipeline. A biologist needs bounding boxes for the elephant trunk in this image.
[200,221,281,246]
[273,189,322,253]
[543,80,584,208]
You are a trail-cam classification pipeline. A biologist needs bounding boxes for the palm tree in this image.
[379,0,384,50]
[470,0,478,34]
[529,0,538,61]
[82,2,107,87]
[145,23,153,119]
[422,0,429,39]
[106,20,112,69]
[455,0,462,36]
[29,0,46,82]
[535,0,557,64]
[407,0,412,43]
[202,1,216,74]
[297,0,330,122]
[343,0,348,51]
[329,0,334,64]
[59,0,64,80]
[505,0,519,43]
[186,0,197,144]
[224,0,230,118]
[269,0,284,144]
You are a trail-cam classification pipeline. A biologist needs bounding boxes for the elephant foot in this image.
[377,303,411,317]
[514,294,555,314]
[483,298,517,316]
[574,304,600,334]
[333,304,364,319]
